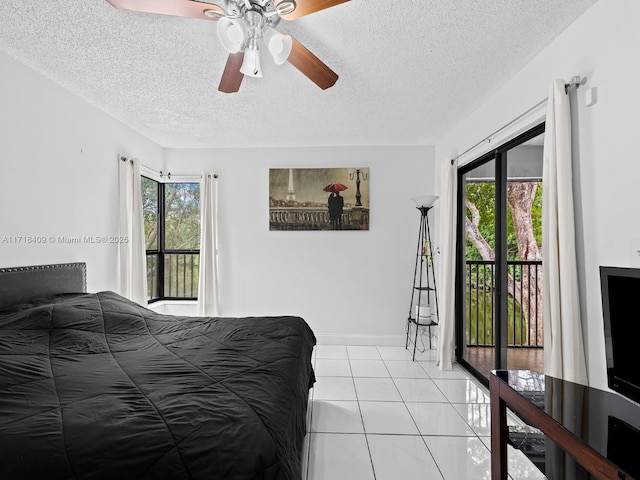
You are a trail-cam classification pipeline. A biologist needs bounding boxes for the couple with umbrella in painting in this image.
[324,183,347,230]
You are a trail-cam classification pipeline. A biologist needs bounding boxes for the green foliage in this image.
[164,183,200,250]
[465,182,495,261]
[465,284,528,346]
[464,180,541,346]
[465,181,543,262]
[141,178,201,251]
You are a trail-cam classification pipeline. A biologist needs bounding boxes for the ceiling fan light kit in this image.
[106,0,348,93]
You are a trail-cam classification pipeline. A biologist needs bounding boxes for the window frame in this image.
[143,175,201,303]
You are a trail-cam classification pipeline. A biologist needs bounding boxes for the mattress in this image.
[0,291,315,479]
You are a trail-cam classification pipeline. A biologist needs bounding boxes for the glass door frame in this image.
[454,123,545,385]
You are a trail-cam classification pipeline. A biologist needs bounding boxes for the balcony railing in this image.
[465,260,543,348]
[147,252,199,300]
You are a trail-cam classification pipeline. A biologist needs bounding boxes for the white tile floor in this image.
[301,345,547,480]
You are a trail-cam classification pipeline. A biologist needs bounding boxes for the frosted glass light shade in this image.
[217,17,248,53]
[411,195,439,208]
[263,28,292,65]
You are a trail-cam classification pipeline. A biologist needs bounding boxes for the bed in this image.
[0,263,316,480]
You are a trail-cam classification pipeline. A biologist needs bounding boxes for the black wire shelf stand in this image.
[406,205,440,361]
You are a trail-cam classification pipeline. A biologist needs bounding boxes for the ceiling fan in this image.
[105,0,349,93]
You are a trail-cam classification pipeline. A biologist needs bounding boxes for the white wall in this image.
[0,53,163,291]
[163,146,435,343]
[0,51,436,344]
[435,0,640,390]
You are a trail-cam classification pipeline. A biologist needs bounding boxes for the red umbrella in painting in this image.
[322,183,348,193]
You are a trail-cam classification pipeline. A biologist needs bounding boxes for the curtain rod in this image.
[121,157,219,180]
[450,76,586,165]
[133,161,218,180]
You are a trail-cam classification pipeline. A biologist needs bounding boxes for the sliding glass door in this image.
[456,124,545,381]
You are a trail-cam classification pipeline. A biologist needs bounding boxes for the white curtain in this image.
[437,159,458,370]
[197,173,219,317]
[118,156,148,306]
[542,79,588,385]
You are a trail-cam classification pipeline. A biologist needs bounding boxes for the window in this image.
[142,176,201,301]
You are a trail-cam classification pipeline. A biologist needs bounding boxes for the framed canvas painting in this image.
[269,167,369,231]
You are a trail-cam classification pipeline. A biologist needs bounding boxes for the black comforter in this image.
[0,291,316,480]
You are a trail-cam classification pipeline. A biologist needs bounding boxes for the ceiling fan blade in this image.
[280,0,350,20]
[218,53,245,93]
[287,37,338,90]
[105,0,223,21]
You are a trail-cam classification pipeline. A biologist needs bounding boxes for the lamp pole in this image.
[349,168,368,207]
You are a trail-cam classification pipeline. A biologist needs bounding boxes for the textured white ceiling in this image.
[0,0,599,149]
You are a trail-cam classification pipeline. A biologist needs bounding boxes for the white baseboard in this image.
[315,334,406,346]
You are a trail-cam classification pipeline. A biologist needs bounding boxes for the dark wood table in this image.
[490,370,639,480]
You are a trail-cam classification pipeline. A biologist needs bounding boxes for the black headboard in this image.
[0,262,87,310]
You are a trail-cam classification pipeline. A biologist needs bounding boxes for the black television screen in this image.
[600,266,640,404]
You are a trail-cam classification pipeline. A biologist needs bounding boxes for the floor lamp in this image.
[406,195,439,361]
